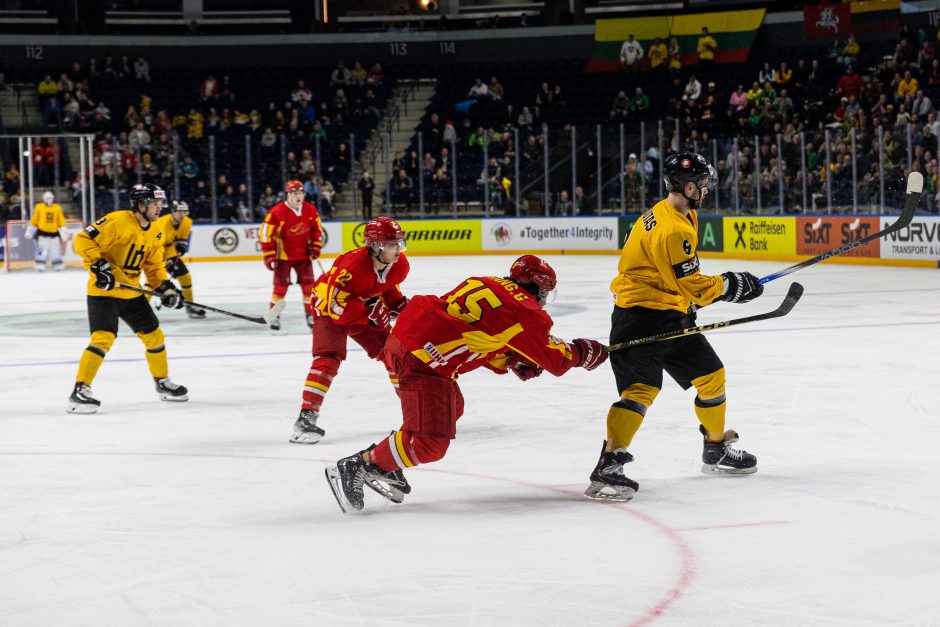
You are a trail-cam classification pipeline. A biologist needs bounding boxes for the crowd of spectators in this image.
[13,55,390,222]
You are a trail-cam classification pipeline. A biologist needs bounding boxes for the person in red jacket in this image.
[290,216,410,444]
[260,179,323,331]
[324,255,609,513]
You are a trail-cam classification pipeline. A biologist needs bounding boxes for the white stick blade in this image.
[906,172,924,194]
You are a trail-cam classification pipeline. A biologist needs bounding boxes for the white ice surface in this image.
[1,255,939,626]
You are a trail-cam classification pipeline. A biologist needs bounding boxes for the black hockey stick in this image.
[758,172,923,285]
[605,282,804,352]
[117,282,285,325]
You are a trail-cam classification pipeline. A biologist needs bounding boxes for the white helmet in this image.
[42,191,54,205]
[171,200,189,213]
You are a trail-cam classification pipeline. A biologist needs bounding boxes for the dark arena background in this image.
[1,1,939,624]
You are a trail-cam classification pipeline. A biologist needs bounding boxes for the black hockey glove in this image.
[155,280,185,309]
[720,271,763,304]
[174,241,188,255]
[90,259,115,291]
[165,256,184,278]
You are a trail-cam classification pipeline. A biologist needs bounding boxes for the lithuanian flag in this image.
[850,0,900,35]
[587,9,766,74]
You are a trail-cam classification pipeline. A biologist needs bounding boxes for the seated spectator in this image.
[350,61,367,86]
[489,76,504,101]
[367,63,384,86]
[610,90,630,120]
[56,73,73,94]
[746,81,764,107]
[729,84,748,113]
[218,74,236,103]
[682,74,702,105]
[517,106,534,129]
[468,78,489,99]
[775,62,792,85]
[836,66,863,100]
[43,96,61,127]
[839,35,860,67]
[758,62,777,85]
[291,80,313,104]
[629,87,650,117]
[198,74,219,102]
[134,56,150,83]
[331,61,351,87]
[897,70,919,100]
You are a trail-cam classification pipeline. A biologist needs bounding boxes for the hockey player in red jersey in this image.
[259,179,323,331]
[324,255,608,513]
[290,216,410,444]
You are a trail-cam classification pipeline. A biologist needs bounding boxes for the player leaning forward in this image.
[326,255,608,514]
[585,152,764,502]
[68,183,188,414]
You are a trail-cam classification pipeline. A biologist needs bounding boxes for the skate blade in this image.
[67,403,99,414]
[701,463,758,475]
[289,431,323,444]
[158,394,189,402]
[364,476,406,504]
[583,481,636,502]
[324,466,362,515]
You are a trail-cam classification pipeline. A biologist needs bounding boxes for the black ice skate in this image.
[155,377,189,402]
[305,313,314,329]
[325,450,369,514]
[186,305,206,319]
[584,440,639,502]
[363,462,411,504]
[67,382,101,414]
[289,409,325,444]
[700,425,757,475]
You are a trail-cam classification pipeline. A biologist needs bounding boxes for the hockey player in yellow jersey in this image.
[585,151,764,502]
[152,200,205,319]
[68,182,189,414]
[25,191,67,271]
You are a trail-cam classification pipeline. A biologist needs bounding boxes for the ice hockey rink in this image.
[2,254,939,626]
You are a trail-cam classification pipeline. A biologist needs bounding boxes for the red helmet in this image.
[285,179,304,193]
[510,255,557,292]
[364,217,405,247]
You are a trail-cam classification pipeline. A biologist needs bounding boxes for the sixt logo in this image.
[803,218,872,245]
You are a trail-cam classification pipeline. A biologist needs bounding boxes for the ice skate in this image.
[306,313,314,329]
[584,440,639,502]
[700,425,757,475]
[155,377,189,402]
[269,315,281,333]
[186,305,206,319]
[363,465,411,504]
[325,449,369,514]
[289,409,325,444]
[67,383,100,414]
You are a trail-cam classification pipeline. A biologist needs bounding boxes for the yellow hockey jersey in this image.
[30,202,66,235]
[611,199,723,312]
[73,210,169,299]
[153,213,192,260]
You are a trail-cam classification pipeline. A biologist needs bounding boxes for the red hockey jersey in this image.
[311,247,410,326]
[259,200,322,261]
[391,275,579,380]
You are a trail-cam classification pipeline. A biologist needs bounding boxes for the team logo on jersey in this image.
[681,158,691,169]
[491,223,512,246]
[672,255,700,278]
[682,239,692,256]
[213,227,239,254]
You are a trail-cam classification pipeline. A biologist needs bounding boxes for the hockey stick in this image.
[758,172,923,285]
[316,259,327,274]
[605,282,804,352]
[117,283,286,325]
